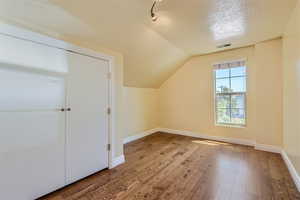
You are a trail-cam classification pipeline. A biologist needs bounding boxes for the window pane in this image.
[216,78,230,93]
[215,69,229,78]
[217,109,230,124]
[231,94,245,108]
[216,95,230,108]
[231,66,246,77]
[231,109,245,125]
[231,77,246,92]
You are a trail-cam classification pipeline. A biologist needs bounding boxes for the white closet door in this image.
[0,67,66,200]
[66,52,109,184]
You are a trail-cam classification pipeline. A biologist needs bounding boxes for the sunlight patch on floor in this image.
[192,140,231,146]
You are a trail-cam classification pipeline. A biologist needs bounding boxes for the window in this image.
[214,60,246,126]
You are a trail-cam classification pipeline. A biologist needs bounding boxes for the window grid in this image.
[214,66,246,126]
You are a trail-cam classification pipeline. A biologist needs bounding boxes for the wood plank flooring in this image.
[41,132,300,200]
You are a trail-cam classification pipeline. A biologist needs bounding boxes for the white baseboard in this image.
[254,143,282,153]
[159,128,285,153]
[123,128,282,154]
[123,128,160,144]
[159,128,300,192]
[281,151,300,192]
[110,155,125,168]
[121,127,300,192]
[159,128,255,146]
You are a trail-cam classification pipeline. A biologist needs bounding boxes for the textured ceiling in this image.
[148,0,298,54]
[0,0,297,88]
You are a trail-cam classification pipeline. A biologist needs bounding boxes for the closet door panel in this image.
[66,53,109,184]
[0,67,65,110]
[0,67,66,200]
[0,34,68,73]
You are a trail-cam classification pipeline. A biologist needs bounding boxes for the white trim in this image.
[0,23,117,171]
[107,57,116,169]
[159,128,255,146]
[159,128,300,191]
[281,151,300,192]
[254,143,282,153]
[110,155,125,168]
[123,128,160,144]
[215,123,246,129]
[122,128,285,156]
[0,23,113,61]
[159,128,284,153]
[213,60,248,128]
[213,58,248,66]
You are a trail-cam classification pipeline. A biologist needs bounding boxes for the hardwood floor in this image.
[41,132,300,200]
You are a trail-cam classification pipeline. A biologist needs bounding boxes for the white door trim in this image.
[0,23,116,169]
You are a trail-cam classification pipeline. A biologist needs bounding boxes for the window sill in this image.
[215,123,246,129]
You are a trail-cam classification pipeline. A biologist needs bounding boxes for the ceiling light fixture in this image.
[151,0,163,22]
[217,43,232,48]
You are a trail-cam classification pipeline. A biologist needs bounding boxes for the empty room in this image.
[0,0,300,199]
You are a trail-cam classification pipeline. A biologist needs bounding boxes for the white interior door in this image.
[0,66,66,200]
[66,52,109,184]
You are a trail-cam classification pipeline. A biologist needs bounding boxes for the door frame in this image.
[0,23,116,169]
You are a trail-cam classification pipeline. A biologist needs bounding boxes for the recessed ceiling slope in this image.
[0,0,297,88]
[0,0,188,88]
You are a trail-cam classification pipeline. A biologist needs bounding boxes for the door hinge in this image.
[107,144,111,151]
[107,107,111,115]
[107,72,111,79]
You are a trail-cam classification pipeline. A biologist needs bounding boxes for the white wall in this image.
[282,0,300,175]
[123,87,159,139]
[159,39,283,147]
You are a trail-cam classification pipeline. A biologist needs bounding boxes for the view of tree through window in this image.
[214,63,246,126]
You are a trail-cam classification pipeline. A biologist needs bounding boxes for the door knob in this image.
[60,108,65,112]
[67,108,71,111]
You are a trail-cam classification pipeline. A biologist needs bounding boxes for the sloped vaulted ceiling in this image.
[0,0,297,88]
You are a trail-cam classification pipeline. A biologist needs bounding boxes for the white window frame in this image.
[213,60,247,128]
